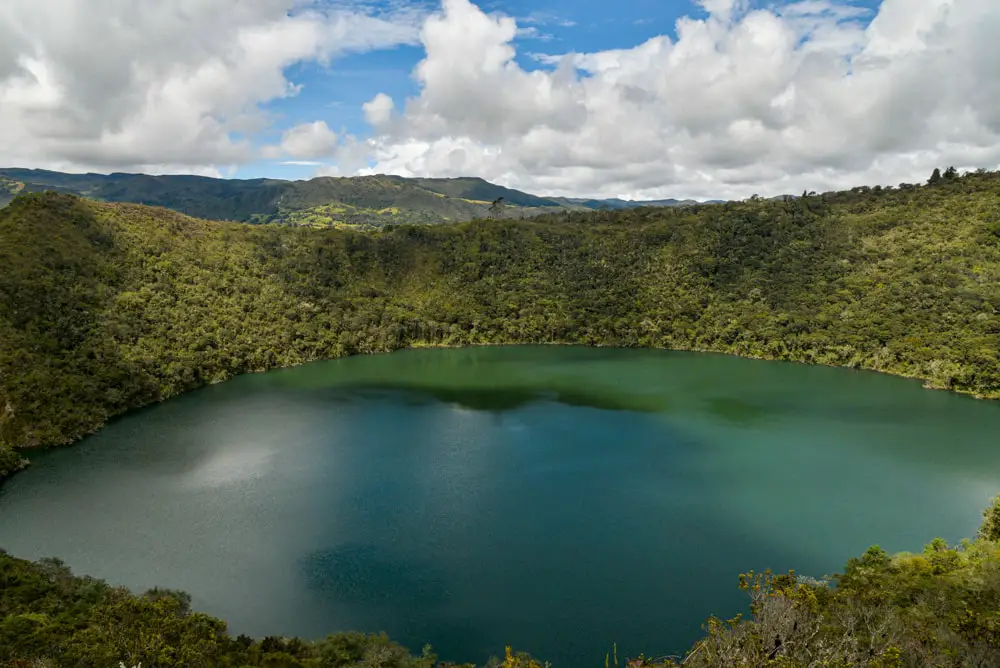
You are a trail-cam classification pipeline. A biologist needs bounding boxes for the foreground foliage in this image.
[3,497,1000,667]
[0,553,438,667]
[647,496,1000,667]
[1,170,999,459]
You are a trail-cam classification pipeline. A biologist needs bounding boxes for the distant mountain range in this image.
[0,168,722,228]
[551,196,725,209]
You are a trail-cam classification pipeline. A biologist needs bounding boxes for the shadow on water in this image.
[703,396,770,425]
[314,383,671,414]
[300,544,451,606]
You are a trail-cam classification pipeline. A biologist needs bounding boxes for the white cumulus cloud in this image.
[264,120,339,160]
[0,0,423,175]
[343,0,1000,200]
[363,93,396,128]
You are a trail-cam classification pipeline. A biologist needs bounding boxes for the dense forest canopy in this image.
[0,169,999,471]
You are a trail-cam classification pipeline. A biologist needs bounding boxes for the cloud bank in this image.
[348,0,1000,199]
[2,0,998,198]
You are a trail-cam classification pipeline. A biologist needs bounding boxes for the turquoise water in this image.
[2,346,999,665]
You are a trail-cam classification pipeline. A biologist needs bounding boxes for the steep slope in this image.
[1,171,998,462]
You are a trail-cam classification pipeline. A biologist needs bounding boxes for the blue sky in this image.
[238,0,884,182]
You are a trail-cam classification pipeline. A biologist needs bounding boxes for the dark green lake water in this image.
[2,347,1000,666]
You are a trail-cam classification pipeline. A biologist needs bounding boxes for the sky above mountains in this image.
[1,0,997,200]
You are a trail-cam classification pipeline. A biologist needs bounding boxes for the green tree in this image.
[488,197,505,219]
[979,494,1000,541]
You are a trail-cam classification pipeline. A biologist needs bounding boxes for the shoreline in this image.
[2,339,996,486]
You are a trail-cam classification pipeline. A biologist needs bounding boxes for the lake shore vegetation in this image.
[1,170,998,476]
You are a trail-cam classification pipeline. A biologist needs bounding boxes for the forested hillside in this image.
[0,169,600,227]
[0,170,999,467]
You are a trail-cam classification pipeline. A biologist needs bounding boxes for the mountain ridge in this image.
[0,167,720,227]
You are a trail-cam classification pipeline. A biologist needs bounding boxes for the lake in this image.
[2,346,999,666]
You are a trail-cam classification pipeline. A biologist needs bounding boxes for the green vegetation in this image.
[269,197,479,229]
[0,443,28,478]
[3,497,999,666]
[0,551,440,668]
[1,169,999,460]
[663,538,1000,665]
